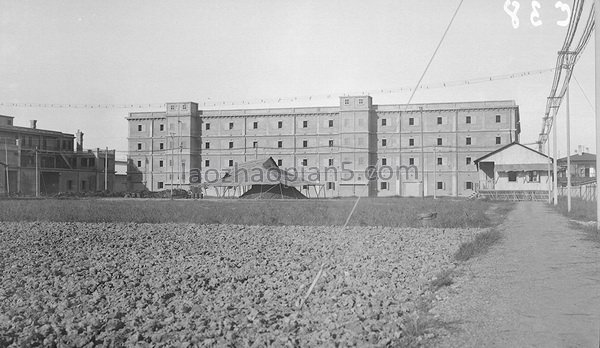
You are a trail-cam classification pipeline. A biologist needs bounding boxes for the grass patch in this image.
[552,197,600,245]
[454,229,502,262]
[430,269,454,291]
[554,197,597,221]
[0,197,495,228]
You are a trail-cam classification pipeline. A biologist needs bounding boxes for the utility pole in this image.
[178,120,182,189]
[595,0,600,231]
[104,146,108,191]
[546,137,551,204]
[35,147,39,197]
[566,85,572,212]
[5,139,9,196]
[420,107,425,198]
[553,114,558,205]
[433,145,437,199]
[170,133,175,200]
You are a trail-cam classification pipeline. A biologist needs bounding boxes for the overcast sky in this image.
[0,0,595,159]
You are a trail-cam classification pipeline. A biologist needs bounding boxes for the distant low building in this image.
[475,142,553,201]
[0,115,117,196]
[557,149,596,186]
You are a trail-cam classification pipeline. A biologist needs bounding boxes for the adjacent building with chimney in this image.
[0,115,117,196]
[127,96,520,197]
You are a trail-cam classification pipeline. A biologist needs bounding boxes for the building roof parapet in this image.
[374,100,517,112]
[0,124,75,137]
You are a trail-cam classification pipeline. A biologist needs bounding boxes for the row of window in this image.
[138,124,167,132]
[137,114,505,133]
[136,137,500,152]
[378,181,474,190]
[200,135,502,150]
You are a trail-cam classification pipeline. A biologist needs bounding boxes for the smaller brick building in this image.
[0,115,117,196]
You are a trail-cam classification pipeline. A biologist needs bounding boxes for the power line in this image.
[537,0,595,149]
[0,68,552,111]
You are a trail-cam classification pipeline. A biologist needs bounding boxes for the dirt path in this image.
[432,202,600,347]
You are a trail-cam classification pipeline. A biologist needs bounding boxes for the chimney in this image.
[76,130,84,152]
[578,145,584,154]
[29,120,37,129]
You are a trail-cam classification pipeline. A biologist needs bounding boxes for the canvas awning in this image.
[495,163,549,172]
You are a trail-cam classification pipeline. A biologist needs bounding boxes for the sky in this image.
[0,0,596,160]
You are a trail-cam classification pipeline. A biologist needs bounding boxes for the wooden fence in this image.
[557,182,596,202]
[478,190,549,202]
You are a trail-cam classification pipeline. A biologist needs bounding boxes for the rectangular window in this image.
[170,105,175,111]
[277,159,283,166]
[137,143,142,150]
[278,121,283,128]
[409,117,414,126]
[205,123,210,130]
[508,172,517,182]
[253,141,258,148]
[229,160,234,167]
[303,120,308,128]
[205,142,210,149]
[253,121,258,129]
[137,160,142,167]
[137,124,142,131]
[382,158,387,166]
[466,116,471,124]
[329,140,334,147]
[358,98,364,105]
[437,138,443,146]
[158,182,164,189]
[327,182,335,190]
[160,124,165,131]
[67,180,73,190]
[303,140,308,148]
[328,158,334,166]
[381,118,387,126]
[496,137,501,144]
[437,181,443,190]
[437,117,442,125]
[205,159,210,167]
[466,137,472,145]
[229,122,234,130]
[159,143,164,150]
[278,141,283,148]
[437,157,443,165]
[466,182,473,190]
[182,104,187,110]
[381,182,388,190]
[329,120,334,127]
[344,99,350,105]
[528,171,540,182]
[302,159,308,166]
[466,157,472,165]
[382,139,387,147]
[229,141,234,149]
[496,115,501,123]
[159,160,164,167]
[409,157,415,165]
[409,138,415,146]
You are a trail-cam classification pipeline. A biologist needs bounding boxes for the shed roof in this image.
[474,142,552,164]
[557,152,596,163]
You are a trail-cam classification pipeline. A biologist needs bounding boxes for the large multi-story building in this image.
[0,115,116,195]
[126,96,520,197]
